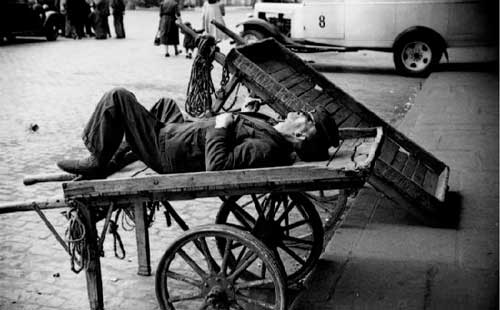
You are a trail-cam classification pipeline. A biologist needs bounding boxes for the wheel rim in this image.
[155,225,286,310]
[401,41,432,72]
[216,193,323,284]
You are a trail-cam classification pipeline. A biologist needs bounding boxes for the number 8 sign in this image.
[318,15,326,28]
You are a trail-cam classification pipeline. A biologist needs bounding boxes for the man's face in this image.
[283,111,317,139]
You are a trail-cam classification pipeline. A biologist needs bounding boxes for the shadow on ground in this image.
[308,61,498,76]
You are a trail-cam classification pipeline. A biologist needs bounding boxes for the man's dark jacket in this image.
[158,113,294,173]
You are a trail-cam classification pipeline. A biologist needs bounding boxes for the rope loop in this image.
[185,35,217,117]
[64,207,87,274]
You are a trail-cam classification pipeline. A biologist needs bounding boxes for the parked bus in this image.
[239,0,498,76]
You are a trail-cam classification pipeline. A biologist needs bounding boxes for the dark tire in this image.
[155,224,287,310]
[393,32,443,77]
[216,193,324,284]
[45,21,58,41]
[241,29,266,44]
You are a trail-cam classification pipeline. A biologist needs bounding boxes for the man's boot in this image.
[57,155,104,176]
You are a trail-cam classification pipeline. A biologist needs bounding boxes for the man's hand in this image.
[215,113,237,128]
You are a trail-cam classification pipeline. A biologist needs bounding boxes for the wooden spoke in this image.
[229,202,256,230]
[235,293,276,310]
[251,194,265,218]
[282,219,309,231]
[228,252,259,281]
[195,237,218,274]
[260,262,267,279]
[177,248,208,278]
[276,200,297,223]
[166,271,202,287]
[239,194,266,209]
[283,235,314,247]
[220,239,233,276]
[235,278,274,290]
[169,291,204,302]
[229,302,246,310]
[278,243,306,266]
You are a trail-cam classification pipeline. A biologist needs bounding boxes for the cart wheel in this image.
[155,224,287,310]
[216,193,323,284]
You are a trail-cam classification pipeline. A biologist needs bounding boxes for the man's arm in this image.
[205,113,276,171]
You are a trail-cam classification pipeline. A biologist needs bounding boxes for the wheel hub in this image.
[252,218,283,249]
[201,276,235,308]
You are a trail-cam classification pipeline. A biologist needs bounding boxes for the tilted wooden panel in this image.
[225,38,451,222]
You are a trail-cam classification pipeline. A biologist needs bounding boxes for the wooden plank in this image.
[435,167,450,202]
[391,151,409,171]
[369,174,443,227]
[412,161,427,186]
[299,88,322,103]
[379,138,399,163]
[76,201,104,310]
[63,133,383,201]
[134,203,151,276]
[402,156,418,178]
[271,67,296,82]
[332,106,352,125]
[281,73,308,89]
[325,101,342,114]
[339,113,362,128]
[313,93,335,107]
[289,81,314,97]
[373,160,440,214]
[257,59,287,74]
[422,170,438,195]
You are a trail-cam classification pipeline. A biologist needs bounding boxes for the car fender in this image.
[238,18,293,44]
[43,11,62,27]
[393,26,448,53]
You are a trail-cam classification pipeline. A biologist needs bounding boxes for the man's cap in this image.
[311,106,339,148]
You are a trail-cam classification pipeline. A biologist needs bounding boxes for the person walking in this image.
[201,0,227,42]
[159,0,181,57]
[111,0,125,38]
[84,0,95,37]
[92,0,110,39]
[67,0,87,39]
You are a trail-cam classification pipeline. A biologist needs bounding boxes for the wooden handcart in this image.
[0,127,383,310]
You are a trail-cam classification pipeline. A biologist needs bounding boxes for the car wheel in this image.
[393,32,443,77]
[241,29,266,44]
[45,22,58,41]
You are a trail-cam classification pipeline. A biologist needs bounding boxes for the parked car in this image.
[239,0,498,76]
[0,0,63,43]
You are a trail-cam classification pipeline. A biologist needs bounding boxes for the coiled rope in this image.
[65,207,87,274]
[185,35,217,117]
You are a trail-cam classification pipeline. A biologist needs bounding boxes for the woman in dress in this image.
[201,0,227,42]
[159,0,181,57]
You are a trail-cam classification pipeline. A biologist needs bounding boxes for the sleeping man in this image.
[56,88,339,176]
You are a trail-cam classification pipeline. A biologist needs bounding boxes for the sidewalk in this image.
[291,71,499,310]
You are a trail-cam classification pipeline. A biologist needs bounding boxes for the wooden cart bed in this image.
[63,128,382,203]
[224,38,450,224]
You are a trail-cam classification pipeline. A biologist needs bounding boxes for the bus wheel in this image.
[393,32,443,77]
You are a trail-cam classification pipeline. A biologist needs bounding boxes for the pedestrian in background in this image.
[92,0,110,39]
[201,0,226,42]
[111,0,125,38]
[84,0,95,37]
[159,0,181,57]
[66,0,85,39]
[180,21,201,58]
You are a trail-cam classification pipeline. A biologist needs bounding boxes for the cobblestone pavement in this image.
[0,7,423,310]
